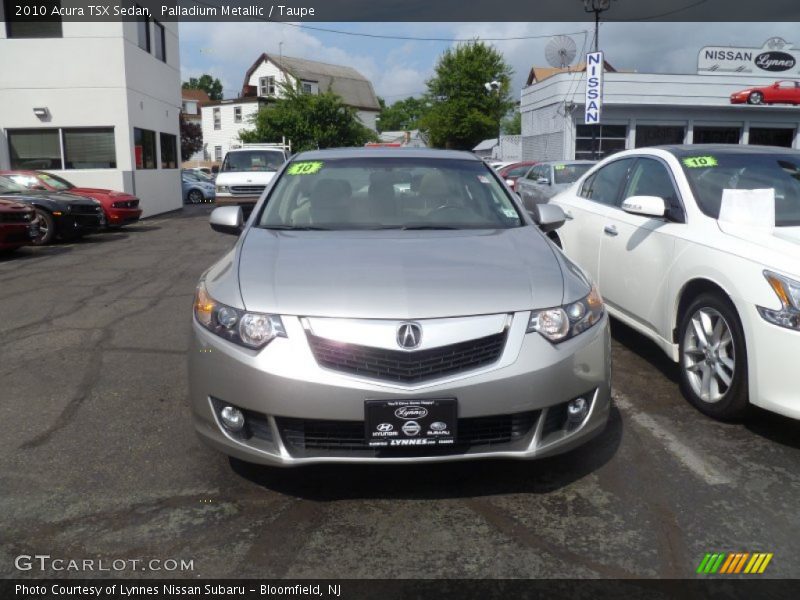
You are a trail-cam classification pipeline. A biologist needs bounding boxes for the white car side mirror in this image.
[621,195,666,218]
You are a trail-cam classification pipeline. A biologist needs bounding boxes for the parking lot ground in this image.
[1,205,799,579]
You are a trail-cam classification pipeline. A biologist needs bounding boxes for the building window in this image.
[7,129,62,169]
[234,106,242,123]
[301,82,313,94]
[575,124,627,160]
[153,20,166,62]
[136,5,150,52]
[693,126,740,144]
[259,76,276,97]
[182,100,198,115]
[749,127,795,148]
[214,146,222,162]
[4,0,63,38]
[63,128,116,169]
[213,108,221,130]
[134,128,157,169]
[160,132,178,168]
[635,125,686,148]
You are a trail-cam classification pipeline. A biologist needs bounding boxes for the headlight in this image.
[758,270,800,331]
[194,282,286,349]
[528,284,604,343]
[216,185,230,193]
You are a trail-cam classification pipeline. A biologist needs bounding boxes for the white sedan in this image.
[550,144,800,420]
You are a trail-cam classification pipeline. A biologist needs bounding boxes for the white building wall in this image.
[201,102,261,161]
[247,61,295,95]
[356,110,379,131]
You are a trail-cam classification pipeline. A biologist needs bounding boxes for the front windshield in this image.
[682,153,800,227]
[221,150,285,172]
[258,157,523,230]
[554,163,593,185]
[0,176,28,194]
[37,172,73,191]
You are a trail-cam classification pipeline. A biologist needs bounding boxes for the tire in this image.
[187,189,204,204]
[32,209,56,245]
[748,91,764,105]
[678,292,749,420]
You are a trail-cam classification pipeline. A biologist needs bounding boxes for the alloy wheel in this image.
[682,307,736,404]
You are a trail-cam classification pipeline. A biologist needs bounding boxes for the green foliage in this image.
[502,109,521,135]
[377,96,430,131]
[420,41,514,150]
[239,83,377,152]
[182,74,223,101]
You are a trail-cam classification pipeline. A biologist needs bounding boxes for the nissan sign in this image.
[698,38,800,76]
[584,51,604,125]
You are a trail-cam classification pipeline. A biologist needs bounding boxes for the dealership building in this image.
[0,12,182,216]
[520,38,800,162]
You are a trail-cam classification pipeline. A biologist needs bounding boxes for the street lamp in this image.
[583,0,614,53]
[485,80,502,160]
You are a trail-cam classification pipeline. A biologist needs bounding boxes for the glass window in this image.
[258,157,523,230]
[160,132,177,169]
[36,172,74,191]
[693,126,740,144]
[582,158,635,206]
[7,129,62,169]
[624,158,683,221]
[221,150,285,173]
[63,128,116,169]
[234,107,242,123]
[214,146,222,162]
[259,76,276,96]
[153,20,166,62]
[635,125,686,148]
[302,82,313,94]
[505,164,533,178]
[749,128,795,148]
[4,0,63,38]
[213,108,221,130]
[134,128,157,169]
[576,124,628,160]
[136,6,150,52]
[553,163,594,185]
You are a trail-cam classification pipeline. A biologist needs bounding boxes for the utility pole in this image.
[485,80,502,160]
[583,0,613,159]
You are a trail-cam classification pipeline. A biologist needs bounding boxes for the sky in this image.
[179,21,800,104]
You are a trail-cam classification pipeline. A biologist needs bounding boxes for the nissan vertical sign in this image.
[585,52,604,125]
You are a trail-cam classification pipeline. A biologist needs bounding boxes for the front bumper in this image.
[55,212,104,235]
[106,207,142,226]
[188,312,612,466]
[0,222,37,249]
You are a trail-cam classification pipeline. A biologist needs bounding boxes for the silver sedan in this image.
[189,148,610,466]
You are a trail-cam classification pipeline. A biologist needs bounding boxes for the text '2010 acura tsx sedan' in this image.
[189,149,611,466]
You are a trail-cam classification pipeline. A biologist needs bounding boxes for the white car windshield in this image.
[221,151,285,172]
[681,153,800,227]
[257,157,523,230]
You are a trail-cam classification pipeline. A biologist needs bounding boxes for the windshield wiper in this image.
[401,225,459,230]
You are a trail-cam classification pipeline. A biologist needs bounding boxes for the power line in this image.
[613,0,710,22]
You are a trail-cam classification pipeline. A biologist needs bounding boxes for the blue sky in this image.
[179,21,800,103]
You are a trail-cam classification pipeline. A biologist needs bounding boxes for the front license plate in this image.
[365,399,457,448]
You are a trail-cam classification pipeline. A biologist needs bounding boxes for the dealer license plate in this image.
[365,399,457,448]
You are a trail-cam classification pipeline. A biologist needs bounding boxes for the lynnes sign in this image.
[698,38,800,76]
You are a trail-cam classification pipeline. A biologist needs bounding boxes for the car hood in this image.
[234,227,565,318]
[215,172,276,186]
[0,197,31,212]
[718,221,800,275]
[70,187,135,198]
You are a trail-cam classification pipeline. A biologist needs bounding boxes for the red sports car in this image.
[0,198,38,252]
[0,170,142,228]
[730,80,800,105]
[497,161,539,192]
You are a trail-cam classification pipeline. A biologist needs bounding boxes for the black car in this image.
[0,175,105,245]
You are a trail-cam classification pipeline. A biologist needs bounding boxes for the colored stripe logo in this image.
[697,552,773,574]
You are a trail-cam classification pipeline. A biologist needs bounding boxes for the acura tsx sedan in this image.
[189,149,611,466]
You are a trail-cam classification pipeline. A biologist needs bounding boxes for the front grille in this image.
[230,185,265,195]
[277,411,539,458]
[70,204,102,215]
[113,200,139,208]
[0,211,32,223]
[307,330,508,384]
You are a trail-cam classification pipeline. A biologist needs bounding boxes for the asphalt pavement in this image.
[1,205,798,579]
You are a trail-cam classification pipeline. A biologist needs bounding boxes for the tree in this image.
[420,42,514,150]
[240,83,377,151]
[502,109,521,135]
[182,74,223,101]
[179,115,203,161]
[377,96,430,131]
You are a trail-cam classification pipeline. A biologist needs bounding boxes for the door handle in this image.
[603,225,618,236]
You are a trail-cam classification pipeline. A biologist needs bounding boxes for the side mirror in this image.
[537,177,550,185]
[529,203,566,233]
[621,195,666,218]
[210,206,244,235]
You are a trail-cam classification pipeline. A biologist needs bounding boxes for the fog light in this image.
[220,406,245,432]
[566,397,589,427]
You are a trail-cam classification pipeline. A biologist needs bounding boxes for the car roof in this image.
[538,160,596,166]
[292,148,481,161]
[657,144,800,158]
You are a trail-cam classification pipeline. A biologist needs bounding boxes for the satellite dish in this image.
[545,36,578,68]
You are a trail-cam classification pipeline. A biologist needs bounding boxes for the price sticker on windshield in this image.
[554,164,566,170]
[287,161,324,175]
[682,156,718,168]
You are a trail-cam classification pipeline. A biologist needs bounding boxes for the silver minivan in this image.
[189,148,610,466]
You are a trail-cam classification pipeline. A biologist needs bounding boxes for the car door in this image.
[517,165,541,209]
[596,157,682,336]
[552,158,635,283]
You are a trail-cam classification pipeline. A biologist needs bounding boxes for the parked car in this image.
[497,161,539,192]
[730,80,800,105]
[517,161,596,209]
[182,170,216,204]
[189,148,611,466]
[0,170,141,228]
[550,144,800,421]
[0,176,104,244]
[489,160,515,171]
[214,143,290,216]
[0,198,38,252]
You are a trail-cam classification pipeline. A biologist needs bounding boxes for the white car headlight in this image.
[194,282,286,349]
[528,284,604,343]
[216,185,230,193]
[758,270,800,331]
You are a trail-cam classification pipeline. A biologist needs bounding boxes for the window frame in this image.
[578,157,636,207]
[213,108,221,131]
[233,106,242,123]
[214,146,223,162]
[134,127,157,170]
[153,20,166,62]
[62,127,117,170]
[4,0,63,38]
[622,157,686,223]
[136,5,150,52]
[159,132,178,169]
[259,76,276,97]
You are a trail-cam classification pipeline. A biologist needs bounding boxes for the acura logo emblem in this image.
[397,322,422,349]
